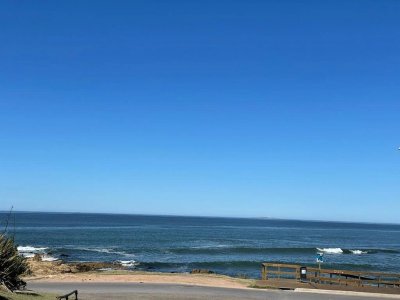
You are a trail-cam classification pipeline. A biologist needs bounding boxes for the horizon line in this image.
[0,209,399,226]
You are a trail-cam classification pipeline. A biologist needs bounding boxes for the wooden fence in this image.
[261,263,301,281]
[261,262,400,288]
[56,290,78,300]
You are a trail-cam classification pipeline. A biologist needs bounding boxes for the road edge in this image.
[295,288,400,299]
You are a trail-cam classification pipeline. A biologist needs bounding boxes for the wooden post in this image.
[319,263,322,284]
[56,290,78,300]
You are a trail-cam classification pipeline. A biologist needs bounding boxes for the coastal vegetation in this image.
[0,291,55,300]
[0,210,28,293]
[0,233,28,291]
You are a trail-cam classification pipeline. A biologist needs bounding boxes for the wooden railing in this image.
[307,267,400,288]
[261,263,301,281]
[261,262,400,288]
[56,290,78,300]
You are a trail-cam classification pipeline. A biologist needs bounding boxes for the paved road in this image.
[28,282,395,300]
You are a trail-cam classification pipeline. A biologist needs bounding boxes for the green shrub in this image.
[0,233,28,291]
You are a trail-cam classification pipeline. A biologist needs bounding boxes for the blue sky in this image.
[0,0,399,223]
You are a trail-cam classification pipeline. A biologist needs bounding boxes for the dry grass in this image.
[0,291,56,300]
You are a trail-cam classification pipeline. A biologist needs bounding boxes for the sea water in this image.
[2,212,400,278]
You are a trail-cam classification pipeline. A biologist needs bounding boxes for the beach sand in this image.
[24,259,254,289]
[23,259,400,296]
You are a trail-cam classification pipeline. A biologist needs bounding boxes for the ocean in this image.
[2,212,400,278]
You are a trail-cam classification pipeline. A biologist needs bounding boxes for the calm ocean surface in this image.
[3,212,400,278]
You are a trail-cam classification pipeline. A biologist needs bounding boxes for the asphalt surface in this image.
[28,282,396,300]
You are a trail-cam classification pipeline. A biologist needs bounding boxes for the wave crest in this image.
[317,248,343,254]
[349,249,367,255]
[118,260,138,267]
[18,246,48,253]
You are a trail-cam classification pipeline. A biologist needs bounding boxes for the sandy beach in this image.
[22,258,400,297]
[22,260,400,300]
[23,259,254,290]
[27,272,253,289]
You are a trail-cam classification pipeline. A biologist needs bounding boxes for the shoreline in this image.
[24,259,254,290]
[23,259,400,296]
[25,271,254,290]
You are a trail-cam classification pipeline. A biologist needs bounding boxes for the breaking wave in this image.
[41,255,59,262]
[349,250,368,255]
[118,260,139,268]
[167,246,396,255]
[17,245,58,261]
[17,246,48,253]
[317,248,344,254]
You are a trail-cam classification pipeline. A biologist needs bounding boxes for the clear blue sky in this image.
[0,0,399,223]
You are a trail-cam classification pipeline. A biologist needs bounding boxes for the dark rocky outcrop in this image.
[190,269,215,274]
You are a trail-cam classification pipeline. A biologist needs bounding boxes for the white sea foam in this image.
[18,245,57,260]
[90,248,116,254]
[350,249,367,255]
[119,260,138,267]
[317,248,343,254]
[77,247,133,257]
[17,246,48,253]
[41,255,59,262]
[20,253,36,258]
[18,246,48,258]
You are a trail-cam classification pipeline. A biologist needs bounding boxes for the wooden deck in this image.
[260,262,400,293]
[255,278,400,294]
